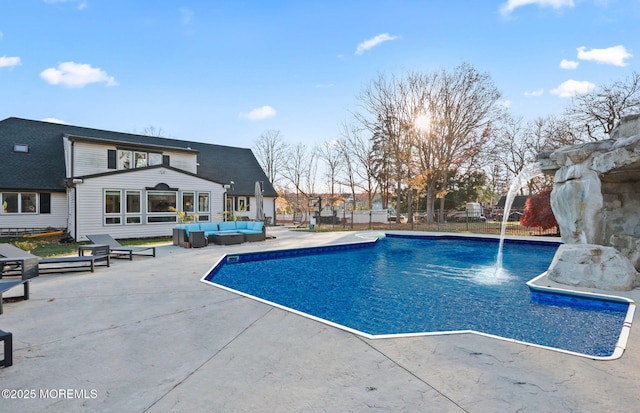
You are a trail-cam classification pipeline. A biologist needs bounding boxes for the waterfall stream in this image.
[495,163,544,274]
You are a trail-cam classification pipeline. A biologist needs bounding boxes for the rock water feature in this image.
[538,114,640,291]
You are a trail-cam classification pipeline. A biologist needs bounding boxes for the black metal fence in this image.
[363,220,559,237]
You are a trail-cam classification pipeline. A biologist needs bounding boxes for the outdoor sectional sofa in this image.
[174,221,265,247]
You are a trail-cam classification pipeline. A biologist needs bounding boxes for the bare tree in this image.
[488,115,561,196]
[138,125,166,137]
[355,72,419,219]
[337,121,379,210]
[317,140,343,216]
[253,129,287,187]
[280,143,317,221]
[416,63,503,222]
[567,71,640,141]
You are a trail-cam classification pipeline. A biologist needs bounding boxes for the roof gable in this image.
[0,117,277,196]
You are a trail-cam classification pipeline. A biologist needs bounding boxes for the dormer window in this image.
[13,143,29,153]
[107,149,170,169]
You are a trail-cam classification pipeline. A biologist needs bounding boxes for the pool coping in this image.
[200,232,635,361]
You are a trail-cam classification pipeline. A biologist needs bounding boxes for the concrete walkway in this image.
[0,227,638,412]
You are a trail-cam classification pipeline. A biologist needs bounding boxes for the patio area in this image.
[1,227,639,412]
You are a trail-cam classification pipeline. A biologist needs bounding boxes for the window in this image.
[126,190,141,225]
[113,149,165,170]
[2,193,18,213]
[196,192,210,222]
[147,191,177,224]
[104,190,122,225]
[13,144,29,153]
[21,193,37,213]
[149,153,163,166]
[233,196,249,212]
[182,192,195,212]
[1,192,38,214]
[126,191,141,213]
[134,151,148,168]
[198,192,210,213]
[118,150,131,169]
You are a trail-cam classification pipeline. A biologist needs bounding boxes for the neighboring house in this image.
[0,117,278,240]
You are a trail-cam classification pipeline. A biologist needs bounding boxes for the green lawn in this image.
[1,236,171,257]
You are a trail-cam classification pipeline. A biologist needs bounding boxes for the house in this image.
[0,117,277,240]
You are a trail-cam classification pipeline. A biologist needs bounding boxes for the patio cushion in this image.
[248,221,264,231]
[218,221,237,231]
[199,222,218,232]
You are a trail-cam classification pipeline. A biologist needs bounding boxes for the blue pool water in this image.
[204,234,630,357]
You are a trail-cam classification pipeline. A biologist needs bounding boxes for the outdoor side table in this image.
[189,231,207,248]
[78,244,110,256]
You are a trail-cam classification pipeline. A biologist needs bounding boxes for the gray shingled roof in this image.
[0,117,277,197]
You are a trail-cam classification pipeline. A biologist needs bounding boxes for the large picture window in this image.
[1,192,38,214]
[147,191,177,223]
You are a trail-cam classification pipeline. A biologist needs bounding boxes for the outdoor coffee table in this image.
[210,233,244,245]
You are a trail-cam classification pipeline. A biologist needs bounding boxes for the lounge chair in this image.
[0,244,39,279]
[0,244,38,315]
[85,234,156,260]
[38,244,110,274]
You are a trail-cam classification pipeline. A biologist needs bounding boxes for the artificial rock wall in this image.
[538,114,640,290]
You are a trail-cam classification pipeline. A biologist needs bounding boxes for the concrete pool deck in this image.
[1,227,639,412]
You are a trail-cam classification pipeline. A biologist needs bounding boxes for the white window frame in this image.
[1,192,38,214]
[125,190,142,225]
[104,189,122,225]
[146,190,177,224]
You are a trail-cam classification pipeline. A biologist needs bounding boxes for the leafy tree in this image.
[521,188,557,230]
[444,171,487,209]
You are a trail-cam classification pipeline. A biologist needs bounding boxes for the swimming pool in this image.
[202,234,634,359]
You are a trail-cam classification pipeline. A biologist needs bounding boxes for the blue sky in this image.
[1,0,638,149]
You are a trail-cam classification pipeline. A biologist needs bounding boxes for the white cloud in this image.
[315,83,334,89]
[44,0,88,10]
[239,105,277,121]
[0,56,21,68]
[576,45,632,66]
[524,89,544,97]
[40,62,117,87]
[41,117,69,125]
[550,79,596,98]
[355,33,399,55]
[180,7,194,25]
[500,0,574,15]
[560,59,579,69]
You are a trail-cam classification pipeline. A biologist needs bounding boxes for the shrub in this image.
[522,188,558,230]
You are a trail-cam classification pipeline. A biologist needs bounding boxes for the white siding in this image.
[0,192,68,229]
[246,196,276,221]
[74,167,225,240]
[67,189,76,236]
[71,141,197,177]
